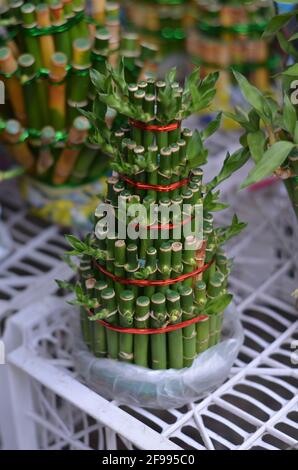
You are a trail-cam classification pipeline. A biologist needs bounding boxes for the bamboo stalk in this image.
[150,293,167,370]
[50,1,72,60]
[48,51,68,130]
[18,54,43,130]
[36,3,56,69]
[0,47,26,125]
[134,296,150,367]
[52,115,90,184]
[180,285,197,367]
[101,287,118,359]
[67,37,91,125]
[3,119,35,172]
[119,290,134,363]
[36,126,56,176]
[166,290,183,369]
[21,3,43,70]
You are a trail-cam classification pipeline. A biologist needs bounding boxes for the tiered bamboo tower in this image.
[187,0,280,122]
[63,66,247,369]
[0,1,158,196]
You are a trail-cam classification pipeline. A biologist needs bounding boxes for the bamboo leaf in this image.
[263,12,293,38]
[217,215,247,244]
[282,63,298,76]
[277,32,298,60]
[90,68,106,92]
[232,70,273,123]
[55,280,75,292]
[247,130,266,163]
[204,294,233,315]
[187,130,208,166]
[204,190,229,212]
[187,129,203,160]
[202,112,222,140]
[241,141,295,188]
[207,147,250,190]
[65,234,87,252]
[283,94,297,135]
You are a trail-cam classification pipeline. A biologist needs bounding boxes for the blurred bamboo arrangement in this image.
[123,0,195,56]
[187,0,280,116]
[0,0,158,187]
[60,65,248,369]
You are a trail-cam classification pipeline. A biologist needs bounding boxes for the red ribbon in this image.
[87,310,208,335]
[129,119,181,132]
[120,174,190,192]
[93,258,214,286]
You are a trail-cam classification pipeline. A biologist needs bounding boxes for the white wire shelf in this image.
[3,179,297,450]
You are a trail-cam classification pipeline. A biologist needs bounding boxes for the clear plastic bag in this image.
[74,304,244,409]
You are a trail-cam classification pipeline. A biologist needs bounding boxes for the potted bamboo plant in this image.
[226,3,298,219]
[58,65,246,407]
[0,1,157,229]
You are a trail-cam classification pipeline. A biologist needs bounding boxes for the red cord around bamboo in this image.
[119,174,190,191]
[129,119,181,132]
[93,258,214,286]
[87,310,209,334]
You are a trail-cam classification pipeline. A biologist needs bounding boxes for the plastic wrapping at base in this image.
[74,304,244,409]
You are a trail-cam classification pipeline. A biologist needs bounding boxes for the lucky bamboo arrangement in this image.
[60,65,248,370]
[0,1,158,187]
[187,0,279,120]
[227,4,298,220]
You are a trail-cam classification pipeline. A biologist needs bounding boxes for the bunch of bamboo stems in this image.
[187,0,278,112]
[0,0,158,186]
[72,73,234,370]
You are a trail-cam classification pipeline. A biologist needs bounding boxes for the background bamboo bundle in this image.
[187,0,280,124]
[122,0,195,57]
[60,65,248,370]
[0,0,158,190]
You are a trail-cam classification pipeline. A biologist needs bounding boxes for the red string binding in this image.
[119,174,190,192]
[129,119,181,132]
[87,310,209,335]
[93,258,214,286]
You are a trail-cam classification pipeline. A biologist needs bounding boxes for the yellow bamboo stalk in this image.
[92,0,106,24]
[37,126,56,175]
[0,47,26,125]
[52,116,90,185]
[48,52,67,130]
[3,119,35,172]
[36,4,56,69]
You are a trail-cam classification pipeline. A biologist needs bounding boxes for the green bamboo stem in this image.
[92,280,108,357]
[134,296,150,367]
[144,247,157,298]
[21,3,43,70]
[18,54,42,130]
[157,241,172,294]
[166,290,183,369]
[207,272,223,347]
[119,290,135,363]
[150,293,167,370]
[101,288,118,359]
[180,286,197,367]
